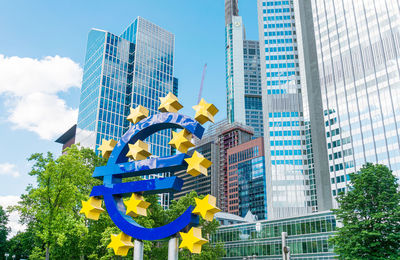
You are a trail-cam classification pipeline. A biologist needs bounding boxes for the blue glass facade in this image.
[76,17,175,158]
[227,138,267,220]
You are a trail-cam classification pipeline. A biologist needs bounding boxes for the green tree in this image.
[331,163,400,259]
[12,145,105,260]
[0,206,9,258]
[6,227,36,259]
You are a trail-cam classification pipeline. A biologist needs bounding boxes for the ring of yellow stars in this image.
[124,193,151,217]
[158,92,183,113]
[127,105,149,124]
[179,227,208,254]
[169,129,195,153]
[192,194,221,222]
[192,98,219,124]
[184,151,212,177]
[79,197,105,220]
[126,140,152,160]
[107,232,134,256]
[98,139,118,159]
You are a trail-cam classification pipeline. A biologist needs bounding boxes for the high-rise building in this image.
[76,17,175,157]
[225,0,264,138]
[311,0,400,205]
[173,139,217,201]
[75,17,176,208]
[257,0,332,219]
[227,137,267,220]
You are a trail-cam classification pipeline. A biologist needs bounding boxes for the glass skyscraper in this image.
[76,17,175,156]
[257,0,332,219]
[311,0,400,205]
[75,17,176,208]
[225,0,264,138]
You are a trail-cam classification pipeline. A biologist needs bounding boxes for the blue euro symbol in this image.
[89,113,205,240]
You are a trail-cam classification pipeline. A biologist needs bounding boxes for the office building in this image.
[311,0,400,204]
[76,17,175,157]
[173,139,217,201]
[55,124,76,152]
[225,0,264,138]
[227,137,267,220]
[212,211,336,259]
[257,0,332,219]
[215,120,254,212]
[75,17,176,208]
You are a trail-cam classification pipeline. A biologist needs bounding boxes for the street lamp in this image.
[12,255,15,260]
[4,253,9,260]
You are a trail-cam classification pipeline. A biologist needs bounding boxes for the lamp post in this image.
[282,232,290,260]
[5,253,9,260]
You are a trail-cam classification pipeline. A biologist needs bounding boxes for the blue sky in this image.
[0,0,259,234]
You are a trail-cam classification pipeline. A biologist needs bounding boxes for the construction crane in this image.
[198,64,207,103]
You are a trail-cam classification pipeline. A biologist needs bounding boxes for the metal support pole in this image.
[282,232,290,260]
[168,236,179,260]
[134,240,144,260]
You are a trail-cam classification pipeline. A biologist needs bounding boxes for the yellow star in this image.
[192,98,219,124]
[184,151,212,177]
[126,140,152,160]
[79,197,105,220]
[192,195,221,221]
[158,92,183,113]
[179,227,208,254]
[98,139,117,159]
[168,129,195,153]
[127,105,149,124]
[107,232,134,256]
[124,193,151,217]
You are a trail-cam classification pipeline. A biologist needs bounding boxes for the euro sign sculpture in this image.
[80,93,220,256]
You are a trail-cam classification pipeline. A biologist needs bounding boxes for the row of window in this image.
[271,150,303,156]
[329,161,354,172]
[263,8,292,14]
[270,130,302,136]
[266,71,296,77]
[264,15,292,21]
[265,38,293,44]
[332,188,346,196]
[264,23,294,29]
[327,136,351,148]
[327,128,340,138]
[269,112,301,117]
[263,1,290,6]
[272,160,303,165]
[266,62,296,69]
[331,174,350,184]
[270,140,302,146]
[267,79,300,86]
[269,121,300,127]
[265,54,297,60]
[264,31,294,37]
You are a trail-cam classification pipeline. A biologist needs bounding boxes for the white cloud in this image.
[8,92,78,140]
[0,54,83,140]
[0,163,20,178]
[0,195,25,238]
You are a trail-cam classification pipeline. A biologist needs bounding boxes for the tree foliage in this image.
[331,163,400,259]
[0,206,9,258]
